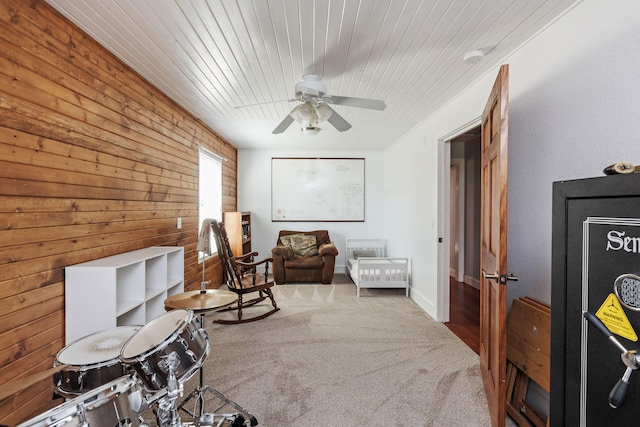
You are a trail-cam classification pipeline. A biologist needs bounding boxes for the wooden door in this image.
[480,64,512,427]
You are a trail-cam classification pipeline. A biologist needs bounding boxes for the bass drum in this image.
[16,375,143,427]
[120,309,209,391]
[54,325,140,398]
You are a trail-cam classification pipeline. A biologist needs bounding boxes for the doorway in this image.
[443,126,481,353]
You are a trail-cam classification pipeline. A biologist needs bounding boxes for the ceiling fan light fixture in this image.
[301,126,320,135]
[291,103,316,122]
[315,103,333,122]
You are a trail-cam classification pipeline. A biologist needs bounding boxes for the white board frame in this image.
[271,157,365,222]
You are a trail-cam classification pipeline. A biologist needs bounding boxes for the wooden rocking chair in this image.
[211,220,279,324]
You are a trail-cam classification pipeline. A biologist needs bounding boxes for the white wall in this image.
[386,0,640,319]
[237,149,386,271]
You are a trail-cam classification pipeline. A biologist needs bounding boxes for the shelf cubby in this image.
[65,246,184,344]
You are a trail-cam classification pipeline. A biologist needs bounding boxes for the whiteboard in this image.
[271,158,365,222]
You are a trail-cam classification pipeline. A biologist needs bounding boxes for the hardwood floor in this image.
[444,277,480,354]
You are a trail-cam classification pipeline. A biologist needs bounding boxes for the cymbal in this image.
[165,289,237,313]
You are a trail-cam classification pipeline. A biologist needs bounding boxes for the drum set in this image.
[16,290,257,427]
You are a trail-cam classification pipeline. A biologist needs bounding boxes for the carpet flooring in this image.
[170,279,496,426]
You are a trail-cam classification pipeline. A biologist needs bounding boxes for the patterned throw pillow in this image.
[280,234,319,257]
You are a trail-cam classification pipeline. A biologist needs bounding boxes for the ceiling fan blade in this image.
[329,95,386,111]
[272,115,295,134]
[325,106,352,132]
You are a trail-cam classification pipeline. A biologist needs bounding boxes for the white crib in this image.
[345,239,410,297]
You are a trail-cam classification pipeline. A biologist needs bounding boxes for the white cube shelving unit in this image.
[65,246,184,344]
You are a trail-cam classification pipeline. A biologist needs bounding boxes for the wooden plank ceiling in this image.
[45,0,580,150]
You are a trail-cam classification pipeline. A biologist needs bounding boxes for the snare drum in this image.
[54,325,140,398]
[16,375,142,427]
[120,309,209,391]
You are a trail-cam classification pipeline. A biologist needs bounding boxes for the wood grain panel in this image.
[0,1,236,423]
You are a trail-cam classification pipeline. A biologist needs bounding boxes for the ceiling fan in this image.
[271,74,386,135]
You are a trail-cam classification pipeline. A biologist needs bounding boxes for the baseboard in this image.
[410,287,436,320]
[464,274,480,290]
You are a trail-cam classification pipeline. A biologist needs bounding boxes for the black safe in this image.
[551,173,640,426]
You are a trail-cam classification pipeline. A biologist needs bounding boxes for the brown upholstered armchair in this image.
[271,230,339,284]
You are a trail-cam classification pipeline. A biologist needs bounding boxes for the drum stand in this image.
[153,353,184,427]
[172,274,258,426]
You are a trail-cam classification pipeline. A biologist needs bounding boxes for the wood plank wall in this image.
[0,1,238,423]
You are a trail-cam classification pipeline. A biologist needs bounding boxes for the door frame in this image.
[450,158,466,282]
[436,118,481,322]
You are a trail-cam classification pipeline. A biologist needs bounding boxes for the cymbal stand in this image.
[178,258,214,418]
[175,251,258,425]
[177,310,258,426]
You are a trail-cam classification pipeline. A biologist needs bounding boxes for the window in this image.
[199,147,223,259]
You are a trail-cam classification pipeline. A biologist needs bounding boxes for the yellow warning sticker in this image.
[596,293,638,342]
